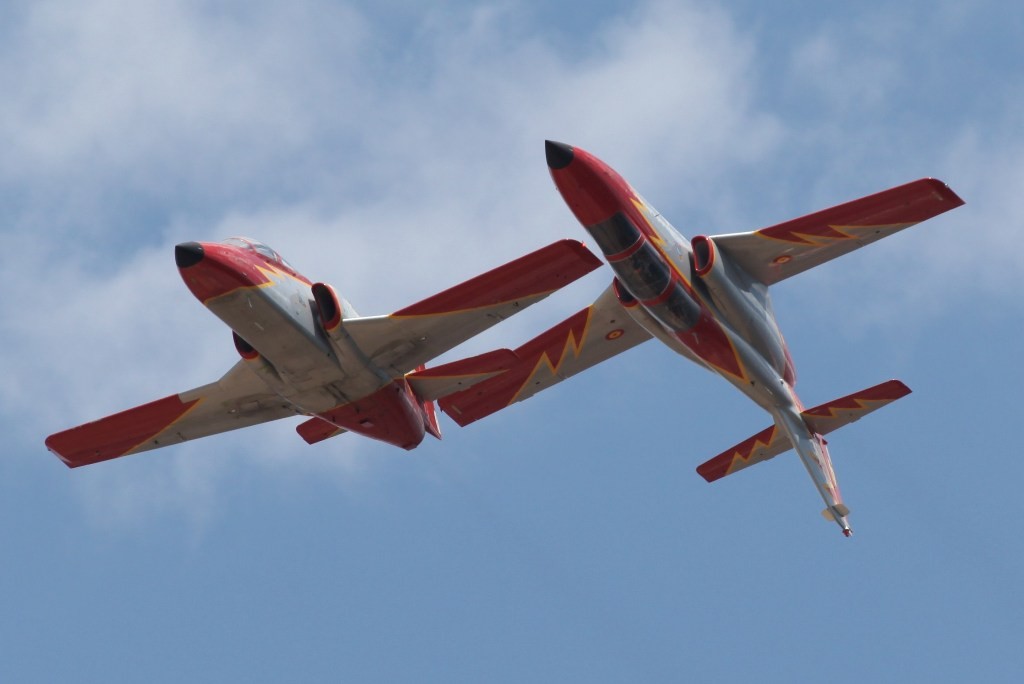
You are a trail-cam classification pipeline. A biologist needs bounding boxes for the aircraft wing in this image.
[710,178,964,285]
[343,239,602,375]
[426,282,652,426]
[45,361,297,467]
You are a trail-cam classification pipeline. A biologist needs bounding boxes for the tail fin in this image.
[420,396,442,440]
[696,379,911,482]
[410,365,444,440]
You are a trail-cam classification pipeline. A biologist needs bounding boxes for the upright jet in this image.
[427,141,964,536]
[46,237,600,466]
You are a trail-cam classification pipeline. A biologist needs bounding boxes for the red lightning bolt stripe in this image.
[756,222,916,246]
[437,307,595,426]
[696,423,784,482]
[727,425,781,472]
[801,380,912,425]
[752,178,963,245]
[512,308,591,403]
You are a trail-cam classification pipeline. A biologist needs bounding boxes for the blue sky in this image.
[2,0,1022,681]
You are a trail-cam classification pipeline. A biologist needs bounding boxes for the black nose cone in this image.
[545,140,575,170]
[175,242,204,268]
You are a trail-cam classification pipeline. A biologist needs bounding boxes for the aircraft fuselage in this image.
[175,238,432,449]
[545,141,851,534]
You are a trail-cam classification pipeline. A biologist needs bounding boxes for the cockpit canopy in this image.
[222,237,296,272]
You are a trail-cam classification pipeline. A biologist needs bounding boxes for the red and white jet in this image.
[428,141,964,536]
[46,237,600,466]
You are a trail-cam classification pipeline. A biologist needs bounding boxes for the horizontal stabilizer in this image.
[697,379,911,483]
[800,379,911,437]
[697,423,791,482]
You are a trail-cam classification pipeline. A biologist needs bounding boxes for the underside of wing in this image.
[45,361,296,467]
[342,239,601,375]
[711,178,964,285]
[432,282,652,426]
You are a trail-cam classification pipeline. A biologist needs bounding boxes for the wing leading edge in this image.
[711,178,964,285]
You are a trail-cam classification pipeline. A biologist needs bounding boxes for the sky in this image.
[2,0,1022,681]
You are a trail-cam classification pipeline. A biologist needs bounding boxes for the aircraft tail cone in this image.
[175,242,205,268]
[545,140,574,170]
[843,528,853,538]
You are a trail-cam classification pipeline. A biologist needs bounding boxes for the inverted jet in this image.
[427,141,964,536]
[46,237,600,466]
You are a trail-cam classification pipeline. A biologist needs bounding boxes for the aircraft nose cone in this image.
[545,140,575,170]
[175,242,205,268]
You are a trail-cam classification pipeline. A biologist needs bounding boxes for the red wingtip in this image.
[843,528,853,538]
[45,395,200,467]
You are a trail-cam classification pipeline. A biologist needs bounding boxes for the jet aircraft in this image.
[425,140,964,536]
[45,236,601,466]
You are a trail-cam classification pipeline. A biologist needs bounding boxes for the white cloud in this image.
[0,0,373,237]
[788,24,902,113]
[68,420,378,537]
[748,3,1024,331]
[5,0,370,166]
[938,125,1024,298]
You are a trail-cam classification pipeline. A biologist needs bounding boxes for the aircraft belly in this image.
[623,286,786,411]
[622,303,709,369]
[204,288,390,414]
[306,379,428,450]
[209,290,323,366]
[773,406,849,532]
[714,305,785,374]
